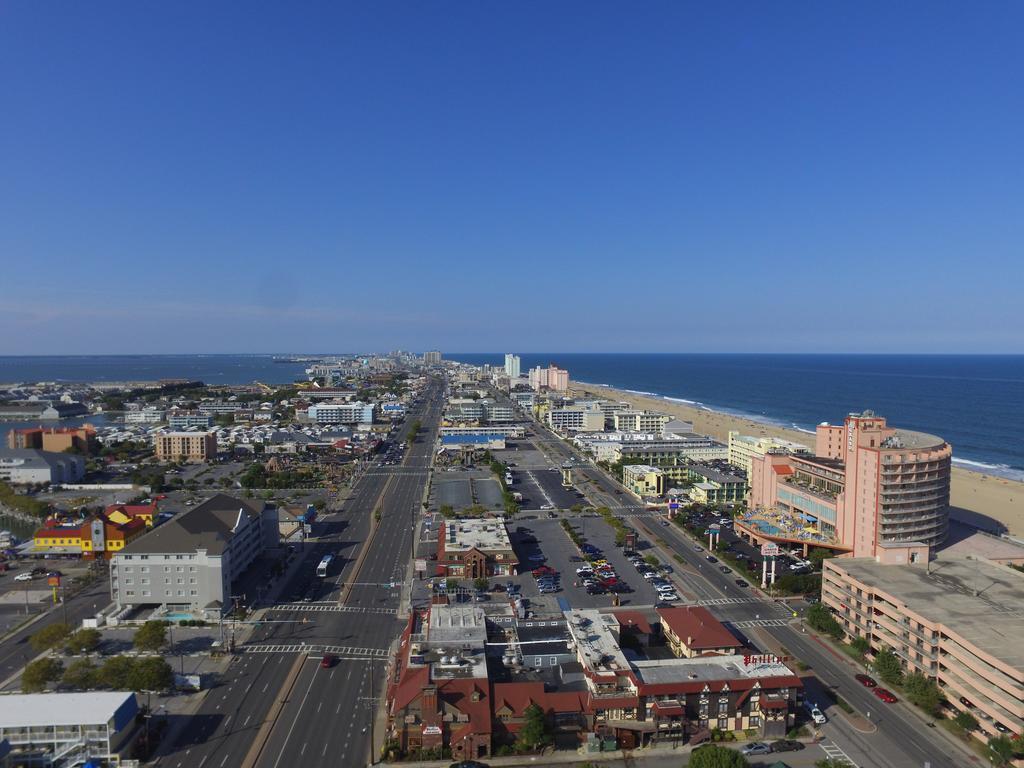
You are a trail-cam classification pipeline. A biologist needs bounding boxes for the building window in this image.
[142,590,151,597]
[718,717,728,730]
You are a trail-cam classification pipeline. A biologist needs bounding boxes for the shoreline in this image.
[571,380,1024,538]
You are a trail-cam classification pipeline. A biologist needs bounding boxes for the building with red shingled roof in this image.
[657,606,744,658]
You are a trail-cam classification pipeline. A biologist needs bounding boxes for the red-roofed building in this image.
[614,610,655,647]
[105,501,159,528]
[32,514,147,559]
[657,606,743,659]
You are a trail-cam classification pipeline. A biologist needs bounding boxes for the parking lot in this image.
[509,517,667,610]
[492,437,585,511]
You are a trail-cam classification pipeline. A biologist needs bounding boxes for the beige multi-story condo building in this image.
[822,556,1024,743]
[727,431,809,479]
[154,431,217,462]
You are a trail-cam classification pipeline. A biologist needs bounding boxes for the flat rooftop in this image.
[0,691,136,728]
[426,604,488,649]
[882,428,947,451]
[632,655,797,686]
[830,556,1024,671]
[443,519,513,553]
[565,609,629,676]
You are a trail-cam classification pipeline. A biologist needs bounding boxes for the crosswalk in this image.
[726,618,791,628]
[696,597,766,606]
[243,643,389,658]
[271,602,396,614]
[820,742,858,766]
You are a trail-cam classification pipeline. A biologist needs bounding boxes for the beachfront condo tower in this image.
[746,411,952,559]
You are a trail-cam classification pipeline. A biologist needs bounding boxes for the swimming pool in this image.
[751,521,784,536]
[163,612,195,622]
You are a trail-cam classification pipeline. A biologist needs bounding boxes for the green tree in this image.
[815,760,848,768]
[133,620,168,653]
[22,657,64,693]
[101,656,135,689]
[64,628,102,655]
[473,577,489,591]
[128,657,174,692]
[988,736,1015,767]
[518,703,550,749]
[903,671,943,715]
[953,710,978,732]
[30,623,71,653]
[688,744,750,768]
[61,658,100,690]
[850,636,870,656]
[872,647,903,686]
[805,603,843,640]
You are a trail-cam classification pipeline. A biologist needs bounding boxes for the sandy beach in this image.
[571,381,1024,538]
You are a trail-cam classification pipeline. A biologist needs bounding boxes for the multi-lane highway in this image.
[153,378,444,768]
[526,414,971,768]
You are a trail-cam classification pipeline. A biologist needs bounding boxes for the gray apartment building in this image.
[110,494,274,618]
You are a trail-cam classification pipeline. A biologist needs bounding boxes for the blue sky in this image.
[2,2,1022,354]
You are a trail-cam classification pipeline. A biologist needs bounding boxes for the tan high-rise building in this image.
[154,431,217,462]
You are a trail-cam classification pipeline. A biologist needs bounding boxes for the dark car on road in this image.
[734,579,749,588]
[855,674,877,687]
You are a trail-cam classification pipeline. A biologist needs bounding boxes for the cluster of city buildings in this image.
[385,601,802,761]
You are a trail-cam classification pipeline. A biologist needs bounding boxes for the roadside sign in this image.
[760,543,781,557]
[709,523,721,532]
[47,576,61,587]
[415,559,427,572]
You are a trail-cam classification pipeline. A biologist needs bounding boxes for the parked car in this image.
[874,688,898,703]
[14,573,33,582]
[741,743,772,756]
[770,739,804,753]
[734,579,749,588]
[705,555,718,563]
[855,674,877,688]
[808,706,827,724]
[718,565,731,573]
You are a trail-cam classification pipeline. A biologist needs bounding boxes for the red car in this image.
[532,566,557,577]
[321,653,337,669]
[598,575,619,586]
[855,674,877,688]
[874,687,898,703]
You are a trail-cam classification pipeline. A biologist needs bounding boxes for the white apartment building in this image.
[613,410,671,434]
[504,354,521,379]
[110,494,272,617]
[124,407,165,424]
[306,402,375,425]
[547,404,605,434]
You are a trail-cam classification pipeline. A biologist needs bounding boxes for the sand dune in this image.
[571,381,1024,538]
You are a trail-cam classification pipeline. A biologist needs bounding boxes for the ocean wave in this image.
[663,396,699,405]
[952,457,1024,482]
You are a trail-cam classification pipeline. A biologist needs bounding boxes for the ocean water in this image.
[448,354,1024,481]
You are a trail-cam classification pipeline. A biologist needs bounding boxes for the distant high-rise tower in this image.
[424,350,442,365]
[504,353,521,379]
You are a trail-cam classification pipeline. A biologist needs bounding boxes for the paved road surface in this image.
[152,378,445,768]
